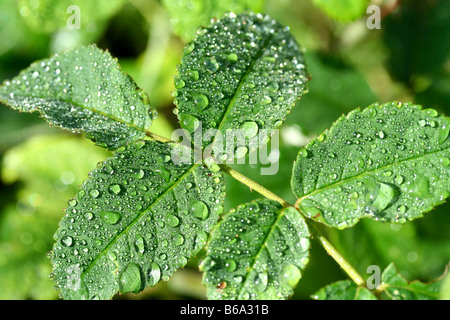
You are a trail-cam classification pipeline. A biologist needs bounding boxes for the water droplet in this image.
[227,53,238,63]
[109,184,122,195]
[418,119,427,127]
[371,182,398,213]
[100,211,121,225]
[260,95,272,105]
[84,212,93,220]
[179,113,200,132]
[119,263,142,294]
[166,214,180,227]
[267,81,279,92]
[173,234,185,246]
[203,57,219,73]
[89,189,100,198]
[148,262,161,286]
[240,121,259,139]
[136,169,145,179]
[225,259,237,272]
[61,236,73,247]
[192,93,209,110]
[174,78,185,89]
[235,146,248,158]
[191,200,209,220]
[438,120,450,144]
[188,70,199,81]
[440,157,450,167]
[378,131,385,139]
[68,199,77,207]
[194,231,208,251]
[31,71,39,79]
[135,235,145,254]
[298,148,308,158]
[281,264,301,287]
[395,175,404,185]
[255,271,268,292]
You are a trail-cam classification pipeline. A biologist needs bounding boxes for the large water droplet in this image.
[179,113,200,132]
[166,214,180,227]
[135,234,145,254]
[61,235,73,247]
[192,93,209,110]
[148,262,161,286]
[225,259,237,272]
[438,120,450,144]
[89,189,100,198]
[203,57,219,73]
[255,271,268,292]
[191,200,209,220]
[100,211,122,225]
[240,121,259,139]
[109,184,122,195]
[119,263,142,294]
[370,182,398,213]
[281,264,301,287]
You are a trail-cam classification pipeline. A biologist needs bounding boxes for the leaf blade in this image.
[312,280,377,300]
[51,140,225,300]
[292,102,450,229]
[0,45,156,150]
[174,13,309,158]
[201,199,310,300]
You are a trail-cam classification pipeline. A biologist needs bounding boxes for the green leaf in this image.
[440,267,450,300]
[0,134,107,299]
[17,0,127,33]
[174,12,309,157]
[51,140,225,300]
[292,102,450,229]
[162,0,265,42]
[312,0,370,22]
[379,263,445,300]
[0,45,156,150]
[312,280,377,300]
[201,199,310,300]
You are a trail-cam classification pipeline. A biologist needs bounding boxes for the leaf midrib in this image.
[210,33,275,147]
[80,163,199,282]
[296,145,450,207]
[0,94,150,133]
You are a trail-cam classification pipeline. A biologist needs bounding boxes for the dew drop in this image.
[191,200,209,220]
[240,121,259,139]
[192,93,209,110]
[203,57,219,73]
[226,53,238,63]
[255,271,268,292]
[166,214,180,227]
[119,263,142,294]
[281,264,301,287]
[173,234,185,246]
[61,235,73,247]
[174,78,185,89]
[100,211,122,225]
[371,182,398,213]
[89,189,100,198]
[179,113,200,132]
[260,95,272,105]
[148,262,161,286]
[135,235,145,254]
[225,259,237,272]
[109,184,122,195]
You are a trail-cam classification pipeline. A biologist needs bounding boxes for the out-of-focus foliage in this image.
[0,0,448,299]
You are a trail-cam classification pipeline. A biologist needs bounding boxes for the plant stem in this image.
[145,131,173,143]
[144,134,366,287]
[309,223,366,286]
[218,164,290,207]
[219,163,366,287]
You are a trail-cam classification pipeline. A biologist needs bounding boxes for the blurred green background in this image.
[0,0,449,300]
